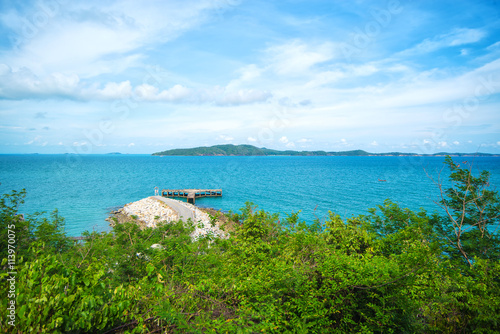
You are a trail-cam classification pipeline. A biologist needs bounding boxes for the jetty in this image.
[160,188,222,204]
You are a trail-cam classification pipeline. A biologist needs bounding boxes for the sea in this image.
[1,154,499,236]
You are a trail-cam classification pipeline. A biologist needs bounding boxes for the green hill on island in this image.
[152,144,498,157]
[152,144,376,156]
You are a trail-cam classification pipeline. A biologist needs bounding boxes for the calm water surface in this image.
[1,154,499,235]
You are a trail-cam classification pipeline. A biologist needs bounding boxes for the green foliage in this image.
[8,248,136,333]
[152,144,497,157]
[1,157,499,333]
[152,144,370,156]
[430,156,500,267]
[0,189,71,261]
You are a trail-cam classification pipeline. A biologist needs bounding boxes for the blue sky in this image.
[0,0,499,154]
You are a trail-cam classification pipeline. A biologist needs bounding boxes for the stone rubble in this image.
[120,197,178,227]
[114,197,226,240]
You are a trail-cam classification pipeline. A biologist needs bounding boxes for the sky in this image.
[0,0,499,154]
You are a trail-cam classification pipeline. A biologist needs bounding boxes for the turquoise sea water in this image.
[0,154,499,236]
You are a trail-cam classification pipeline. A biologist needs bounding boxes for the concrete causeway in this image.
[152,196,195,222]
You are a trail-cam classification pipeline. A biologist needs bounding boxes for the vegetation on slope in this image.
[1,157,499,333]
[152,144,498,157]
[152,144,367,156]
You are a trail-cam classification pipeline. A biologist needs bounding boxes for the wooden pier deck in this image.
[160,189,222,204]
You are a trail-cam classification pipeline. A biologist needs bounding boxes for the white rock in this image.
[121,198,178,228]
[119,197,227,241]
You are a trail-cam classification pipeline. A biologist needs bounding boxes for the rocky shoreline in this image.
[107,197,226,240]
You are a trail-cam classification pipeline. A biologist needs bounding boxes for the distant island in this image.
[152,144,499,157]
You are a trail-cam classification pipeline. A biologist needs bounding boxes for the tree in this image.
[429,156,500,267]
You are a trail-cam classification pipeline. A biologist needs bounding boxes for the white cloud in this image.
[213,88,272,106]
[349,64,379,77]
[128,143,135,147]
[370,141,378,146]
[226,64,262,89]
[367,58,500,109]
[453,141,460,145]
[305,63,380,88]
[135,84,191,102]
[306,70,345,87]
[218,135,234,142]
[0,125,23,130]
[158,85,191,102]
[134,84,159,100]
[0,66,270,105]
[94,81,132,100]
[3,1,239,77]
[247,137,257,142]
[266,39,335,76]
[18,23,142,77]
[447,28,485,46]
[286,142,295,148]
[438,141,448,147]
[479,142,500,148]
[134,83,272,105]
[279,136,289,143]
[0,65,134,100]
[399,28,486,56]
[0,65,80,99]
[487,41,500,50]
[297,138,312,143]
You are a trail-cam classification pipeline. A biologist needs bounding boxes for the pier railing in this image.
[160,189,222,204]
